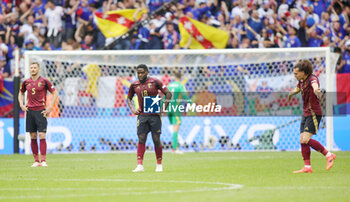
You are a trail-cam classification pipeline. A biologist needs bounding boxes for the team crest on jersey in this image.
[38,82,41,87]
[137,86,140,89]
[148,83,152,88]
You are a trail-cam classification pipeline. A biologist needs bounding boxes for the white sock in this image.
[304,165,311,168]
[326,152,332,157]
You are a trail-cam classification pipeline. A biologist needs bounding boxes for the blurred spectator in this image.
[33,0,45,27]
[231,0,247,20]
[148,0,165,13]
[75,23,95,50]
[26,25,40,47]
[149,14,166,49]
[77,0,93,25]
[308,26,323,47]
[258,0,273,20]
[337,39,350,73]
[0,56,10,78]
[44,0,64,48]
[247,10,263,41]
[309,0,326,18]
[0,31,8,57]
[8,13,22,46]
[63,0,79,42]
[19,15,34,45]
[133,11,150,49]
[163,22,179,49]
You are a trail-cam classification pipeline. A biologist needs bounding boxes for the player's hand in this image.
[43,107,53,117]
[20,105,28,112]
[314,89,322,100]
[132,109,141,115]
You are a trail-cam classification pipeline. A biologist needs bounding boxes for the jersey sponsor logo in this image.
[143,95,161,113]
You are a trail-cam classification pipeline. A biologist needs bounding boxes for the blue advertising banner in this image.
[2,116,350,154]
[23,116,328,152]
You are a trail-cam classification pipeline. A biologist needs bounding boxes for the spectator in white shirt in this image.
[44,0,64,48]
[19,15,34,46]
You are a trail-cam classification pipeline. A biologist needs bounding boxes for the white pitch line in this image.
[0,178,38,181]
[57,178,243,189]
[0,178,243,200]
[249,186,350,190]
[0,187,150,191]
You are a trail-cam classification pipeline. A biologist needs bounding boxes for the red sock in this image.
[155,146,162,164]
[308,139,328,156]
[301,143,311,166]
[31,139,39,162]
[40,139,47,162]
[137,143,146,165]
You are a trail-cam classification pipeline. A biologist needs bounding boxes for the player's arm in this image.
[127,97,140,115]
[162,88,172,112]
[127,84,140,115]
[18,91,27,111]
[287,87,301,102]
[311,82,322,100]
[155,79,172,112]
[45,90,59,116]
[18,81,27,111]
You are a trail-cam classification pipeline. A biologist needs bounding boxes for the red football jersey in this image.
[128,77,168,115]
[297,74,322,116]
[20,76,55,111]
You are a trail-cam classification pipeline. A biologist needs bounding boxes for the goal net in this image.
[23,48,338,153]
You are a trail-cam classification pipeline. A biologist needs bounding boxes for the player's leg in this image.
[27,110,40,167]
[305,115,336,170]
[172,124,180,151]
[38,133,47,167]
[36,110,48,166]
[150,115,163,172]
[133,115,149,172]
[151,132,163,172]
[294,116,312,173]
[167,113,176,151]
[294,132,313,173]
[137,133,147,165]
[30,132,40,167]
[133,133,147,172]
[169,113,183,153]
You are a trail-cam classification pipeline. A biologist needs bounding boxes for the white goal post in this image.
[23,47,338,154]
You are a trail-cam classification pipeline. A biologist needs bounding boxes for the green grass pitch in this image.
[0,151,349,201]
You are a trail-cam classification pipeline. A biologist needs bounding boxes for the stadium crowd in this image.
[0,0,349,79]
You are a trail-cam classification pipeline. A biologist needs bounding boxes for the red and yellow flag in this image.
[179,16,229,49]
[94,9,147,38]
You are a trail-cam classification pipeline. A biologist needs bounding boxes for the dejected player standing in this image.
[18,62,59,167]
[288,60,336,173]
[127,64,172,172]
